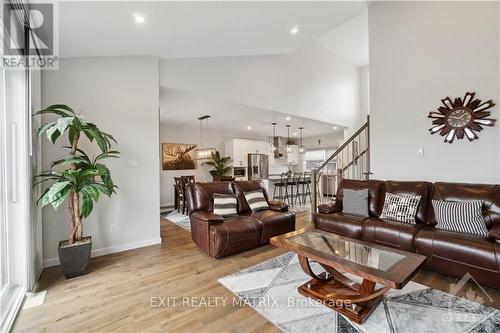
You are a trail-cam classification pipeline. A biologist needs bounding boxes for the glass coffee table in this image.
[270,228,426,324]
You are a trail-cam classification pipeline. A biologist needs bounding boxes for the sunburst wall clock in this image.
[428,92,496,143]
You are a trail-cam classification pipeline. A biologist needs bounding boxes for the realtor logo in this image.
[449,272,493,305]
[1,1,58,69]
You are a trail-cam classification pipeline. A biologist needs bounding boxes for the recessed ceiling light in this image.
[333,126,338,130]
[133,13,145,24]
[285,116,291,121]
[290,25,300,35]
[247,126,252,130]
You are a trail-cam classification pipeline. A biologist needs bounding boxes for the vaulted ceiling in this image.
[58,1,367,61]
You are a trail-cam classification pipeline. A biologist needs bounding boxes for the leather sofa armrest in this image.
[268,201,289,212]
[489,224,500,244]
[317,204,338,214]
[191,211,224,224]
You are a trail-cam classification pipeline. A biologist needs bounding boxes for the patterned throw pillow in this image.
[213,193,237,218]
[244,189,269,212]
[342,189,369,218]
[432,200,488,237]
[380,193,421,224]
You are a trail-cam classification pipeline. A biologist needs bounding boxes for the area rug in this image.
[161,210,191,231]
[218,252,500,333]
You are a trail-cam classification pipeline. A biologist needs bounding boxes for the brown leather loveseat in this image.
[314,179,500,289]
[186,180,295,258]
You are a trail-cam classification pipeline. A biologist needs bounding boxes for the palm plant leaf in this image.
[202,150,232,177]
[81,191,93,218]
[34,104,120,244]
[40,181,71,208]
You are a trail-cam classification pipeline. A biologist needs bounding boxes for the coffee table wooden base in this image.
[297,255,390,324]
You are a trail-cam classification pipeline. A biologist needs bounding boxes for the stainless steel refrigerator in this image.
[247,154,269,180]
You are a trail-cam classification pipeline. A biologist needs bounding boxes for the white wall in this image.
[160,42,362,130]
[302,133,343,150]
[369,1,500,183]
[159,123,267,206]
[359,65,370,122]
[41,56,161,266]
[29,69,44,287]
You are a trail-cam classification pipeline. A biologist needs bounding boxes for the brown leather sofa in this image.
[186,180,295,258]
[314,179,500,289]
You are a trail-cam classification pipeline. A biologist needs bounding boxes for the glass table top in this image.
[288,231,406,272]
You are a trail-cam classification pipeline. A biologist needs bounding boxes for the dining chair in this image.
[180,176,196,215]
[173,177,184,213]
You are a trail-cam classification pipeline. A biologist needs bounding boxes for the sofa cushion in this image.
[415,228,500,288]
[232,180,269,214]
[363,218,427,251]
[317,204,338,214]
[380,193,421,224]
[251,210,296,244]
[383,181,432,224]
[213,193,237,217]
[432,200,488,237]
[209,216,262,258]
[430,182,500,229]
[244,189,269,212]
[335,179,384,217]
[342,189,369,218]
[189,182,234,213]
[268,201,289,212]
[313,212,365,239]
[489,224,500,243]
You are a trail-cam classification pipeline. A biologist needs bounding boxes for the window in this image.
[0,66,7,307]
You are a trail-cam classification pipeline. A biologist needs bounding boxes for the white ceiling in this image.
[58,1,367,59]
[318,10,368,66]
[160,87,345,138]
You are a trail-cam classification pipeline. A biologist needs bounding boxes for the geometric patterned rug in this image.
[160,210,191,231]
[219,252,500,333]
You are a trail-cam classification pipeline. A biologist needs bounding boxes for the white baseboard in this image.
[43,237,162,267]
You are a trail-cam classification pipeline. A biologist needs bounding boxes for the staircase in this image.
[311,116,371,212]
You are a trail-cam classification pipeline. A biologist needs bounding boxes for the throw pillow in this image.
[380,192,421,224]
[432,200,488,237]
[244,189,269,212]
[342,189,369,217]
[213,193,237,218]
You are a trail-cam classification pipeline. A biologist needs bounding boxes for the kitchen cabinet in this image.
[225,139,273,167]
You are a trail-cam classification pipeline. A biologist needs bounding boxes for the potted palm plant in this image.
[201,151,232,181]
[34,104,119,278]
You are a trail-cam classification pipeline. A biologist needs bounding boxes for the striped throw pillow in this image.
[213,193,237,218]
[432,200,488,237]
[342,189,369,217]
[380,193,421,224]
[244,190,269,212]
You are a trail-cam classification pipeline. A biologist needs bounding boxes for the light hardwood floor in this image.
[13,210,500,332]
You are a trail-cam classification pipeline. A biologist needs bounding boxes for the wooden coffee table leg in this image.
[297,255,390,324]
[298,255,334,281]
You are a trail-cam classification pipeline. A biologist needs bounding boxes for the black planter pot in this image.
[58,236,92,279]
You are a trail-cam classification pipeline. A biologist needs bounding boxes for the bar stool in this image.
[299,172,312,205]
[273,172,290,203]
[315,171,322,204]
[290,172,303,206]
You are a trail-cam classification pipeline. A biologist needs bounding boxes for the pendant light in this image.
[298,127,305,154]
[286,125,293,153]
[270,122,277,153]
[195,115,216,160]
